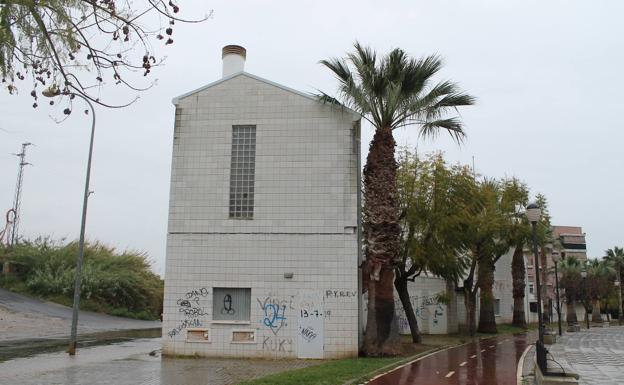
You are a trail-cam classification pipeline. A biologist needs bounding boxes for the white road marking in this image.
[481,349,486,352]
[498,341,503,345]
[489,345,495,348]
[460,361,467,366]
[470,354,477,358]
[445,371,455,378]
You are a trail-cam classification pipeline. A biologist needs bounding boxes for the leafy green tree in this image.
[1,0,208,109]
[461,177,537,334]
[455,177,506,336]
[320,43,474,355]
[394,150,470,342]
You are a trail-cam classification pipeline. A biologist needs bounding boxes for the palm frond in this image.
[418,117,466,143]
[320,43,473,135]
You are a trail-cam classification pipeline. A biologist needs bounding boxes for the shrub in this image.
[0,237,163,320]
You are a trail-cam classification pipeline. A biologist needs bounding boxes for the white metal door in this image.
[297,291,324,359]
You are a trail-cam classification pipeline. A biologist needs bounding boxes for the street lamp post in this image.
[43,89,96,356]
[527,203,547,374]
[615,277,622,326]
[553,252,563,336]
[581,270,589,330]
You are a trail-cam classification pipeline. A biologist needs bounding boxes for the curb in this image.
[516,344,534,385]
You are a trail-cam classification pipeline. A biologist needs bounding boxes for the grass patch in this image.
[234,323,537,385]
[235,357,403,385]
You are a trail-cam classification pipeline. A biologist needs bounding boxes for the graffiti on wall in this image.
[221,294,236,316]
[299,326,318,342]
[257,293,294,335]
[325,290,357,299]
[262,336,293,352]
[393,293,446,334]
[168,318,202,338]
[168,287,210,338]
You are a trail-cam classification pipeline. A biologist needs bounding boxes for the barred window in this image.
[213,288,251,321]
[229,125,256,218]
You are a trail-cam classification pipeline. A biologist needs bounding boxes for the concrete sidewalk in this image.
[0,338,319,385]
[545,325,624,385]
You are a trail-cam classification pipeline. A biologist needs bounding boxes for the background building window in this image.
[530,302,538,313]
[529,283,534,294]
[229,125,256,218]
[213,288,251,321]
[494,299,501,316]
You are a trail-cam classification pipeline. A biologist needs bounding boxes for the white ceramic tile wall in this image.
[163,74,360,358]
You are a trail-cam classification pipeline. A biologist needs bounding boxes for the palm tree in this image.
[499,179,530,329]
[559,256,582,325]
[605,246,624,323]
[320,43,474,355]
[587,259,615,323]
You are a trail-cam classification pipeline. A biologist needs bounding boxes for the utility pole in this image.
[9,142,33,246]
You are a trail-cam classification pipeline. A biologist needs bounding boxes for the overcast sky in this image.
[1,0,622,275]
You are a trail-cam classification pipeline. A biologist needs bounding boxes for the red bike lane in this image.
[368,332,535,385]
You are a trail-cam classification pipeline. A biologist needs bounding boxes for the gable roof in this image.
[171,71,360,120]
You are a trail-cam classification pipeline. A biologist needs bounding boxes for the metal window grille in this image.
[229,125,256,219]
[213,288,251,321]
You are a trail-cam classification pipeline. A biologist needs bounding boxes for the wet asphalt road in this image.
[369,332,534,385]
[0,288,161,342]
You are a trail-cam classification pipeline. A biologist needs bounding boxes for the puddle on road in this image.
[0,328,161,362]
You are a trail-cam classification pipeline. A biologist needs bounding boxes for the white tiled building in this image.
[162,46,361,359]
[397,248,523,335]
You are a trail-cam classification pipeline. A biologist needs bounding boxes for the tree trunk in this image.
[566,299,577,325]
[592,300,602,323]
[465,290,477,336]
[511,244,527,328]
[362,126,401,356]
[395,275,421,343]
[477,256,497,333]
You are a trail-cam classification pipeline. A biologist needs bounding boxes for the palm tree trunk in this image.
[566,299,578,325]
[362,126,401,356]
[592,300,603,323]
[477,257,497,333]
[395,275,421,343]
[511,244,527,328]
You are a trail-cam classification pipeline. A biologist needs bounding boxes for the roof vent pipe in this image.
[222,45,246,77]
